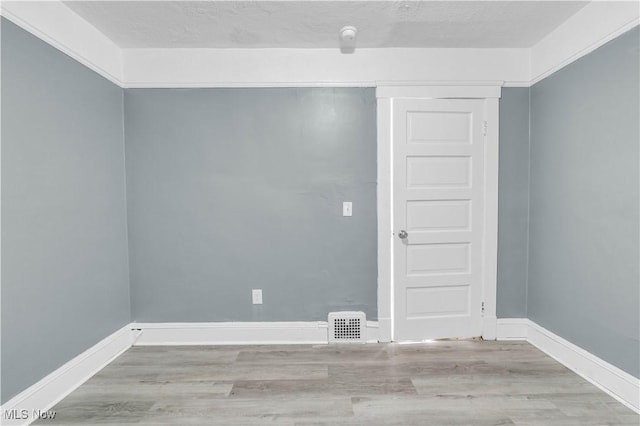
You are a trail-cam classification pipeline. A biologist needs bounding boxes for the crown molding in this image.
[1,0,124,86]
[530,1,640,86]
[1,1,638,88]
[121,47,528,88]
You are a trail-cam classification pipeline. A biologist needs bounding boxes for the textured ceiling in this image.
[63,1,589,49]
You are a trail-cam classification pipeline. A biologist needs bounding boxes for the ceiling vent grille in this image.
[328,311,366,343]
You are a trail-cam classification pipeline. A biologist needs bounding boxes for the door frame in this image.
[376,84,502,342]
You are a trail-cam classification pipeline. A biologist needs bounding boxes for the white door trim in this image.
[481,97,500,340]
[376,84,502,100]
[376,96,394,342]
[376,85,501,342]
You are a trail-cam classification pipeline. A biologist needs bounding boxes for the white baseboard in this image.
[133,321,382,346]
[0,319,379,425]
[132,322,328,345]
[527,321,640,414]
[0,324,134,426]
[495,317,529,340]
[3,318,635,425]
[496,318,640,413]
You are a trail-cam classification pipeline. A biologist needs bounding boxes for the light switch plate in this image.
[343,202,353,217]
[252,289,263,305]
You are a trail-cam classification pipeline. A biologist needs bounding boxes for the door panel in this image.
[394,99,485,341]
[406,156,472,188]
[407,111,471,143]
[406,243,470,275]
[406,285,470,317]
[406,200,471,231]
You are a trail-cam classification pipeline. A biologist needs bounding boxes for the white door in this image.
[393,98,486,341]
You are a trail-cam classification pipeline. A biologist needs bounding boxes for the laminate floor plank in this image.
[156,364,329,382]
[411,376,595,396]
[229,377,417,398]
[34,341,639,425]
[140,397,354,424]
[109,347,240,366]
[235,347,391,364]
[59,381,234,401]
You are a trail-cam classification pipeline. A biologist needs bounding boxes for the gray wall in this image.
[124,88,377,322]
[497,88,530,318]
[528,26,639,377]
[1,19,130,403]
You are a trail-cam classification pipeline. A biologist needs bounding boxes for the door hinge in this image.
[481,301,485,314]
[482,121,488,136]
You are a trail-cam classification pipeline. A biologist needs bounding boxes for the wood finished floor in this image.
[36,341,639,425]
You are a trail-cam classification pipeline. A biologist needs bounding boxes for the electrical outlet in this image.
[252,289,263,305]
